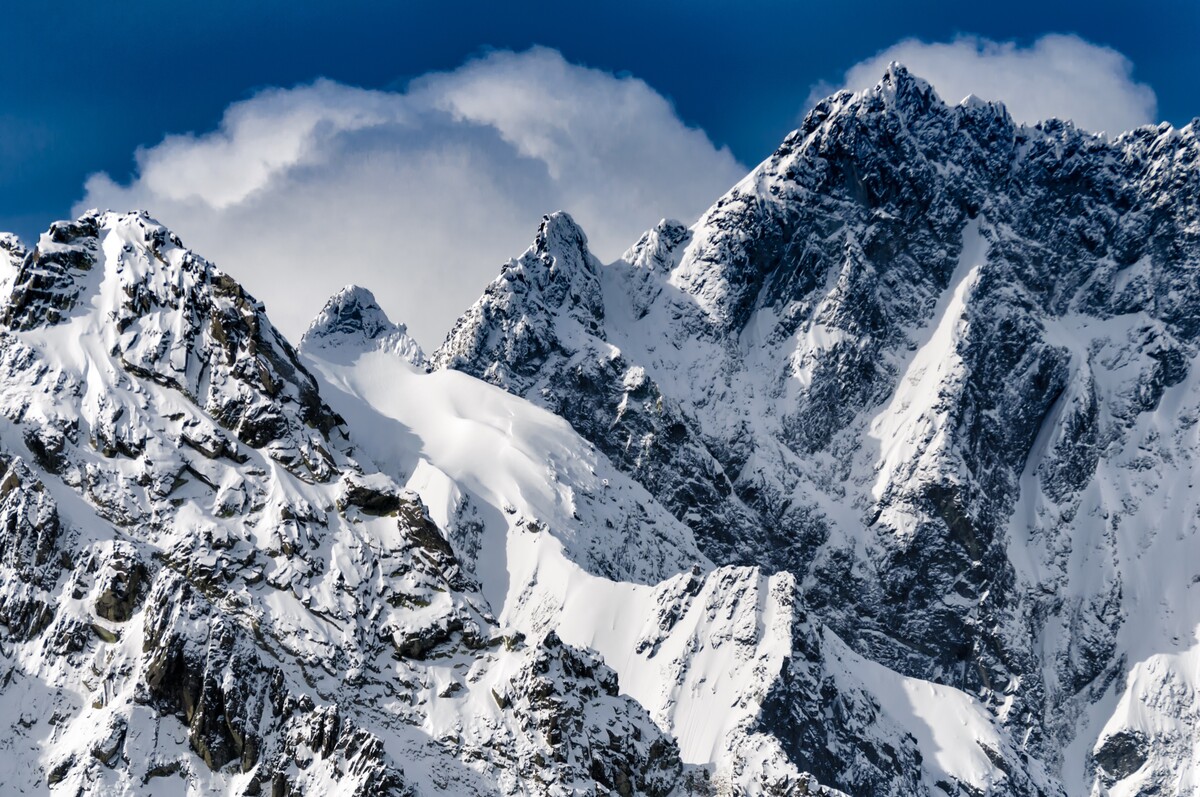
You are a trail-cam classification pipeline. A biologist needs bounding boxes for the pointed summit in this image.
[302,284,426,367]
[534,210,590,257]
[510,211,604,315]
[870,61,943,119]
[880,61,933,93]
[433,212,606,389]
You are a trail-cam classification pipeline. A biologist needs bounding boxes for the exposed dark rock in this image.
[1094,730,1149,781]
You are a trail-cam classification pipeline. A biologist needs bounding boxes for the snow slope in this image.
[303,314,838,793]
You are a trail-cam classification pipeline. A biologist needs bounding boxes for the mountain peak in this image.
[525,211,603,298]
[433,51,1200,797]
[880,60,925,89]
[305,284,398,341]
[872,61,942,116]
[1,210,206,331]
[0,209,344,478]
[433,211,606,389]
[799,63,1012,146]
[302,284,426,366]
[534,211,589,255]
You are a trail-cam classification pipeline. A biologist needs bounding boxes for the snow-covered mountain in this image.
[436,65,1200,796]
[0,210,704,796]
[0,64,1197,796]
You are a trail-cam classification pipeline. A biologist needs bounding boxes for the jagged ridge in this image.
[435,64,1200,796]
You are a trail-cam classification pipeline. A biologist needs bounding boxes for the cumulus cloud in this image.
[80,47,745,348]
[810,34,1157,135]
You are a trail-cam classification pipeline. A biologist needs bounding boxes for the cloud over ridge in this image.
[80,39,1159,348]
[80,47,746,348]
[811,33,1157,135]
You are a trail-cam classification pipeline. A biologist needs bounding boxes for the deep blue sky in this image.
[2,0,1197,239]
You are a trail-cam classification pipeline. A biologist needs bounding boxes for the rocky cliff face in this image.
[436,65,1200,796]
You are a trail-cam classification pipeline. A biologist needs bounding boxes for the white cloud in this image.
[810,34,1157,135]
[79,47,745,348]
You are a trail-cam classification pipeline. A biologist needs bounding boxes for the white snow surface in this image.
[303,341,820,790]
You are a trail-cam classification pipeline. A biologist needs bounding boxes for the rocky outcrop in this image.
[486,631,682,797]
[139,571,408,794]
[0,454,64,639]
